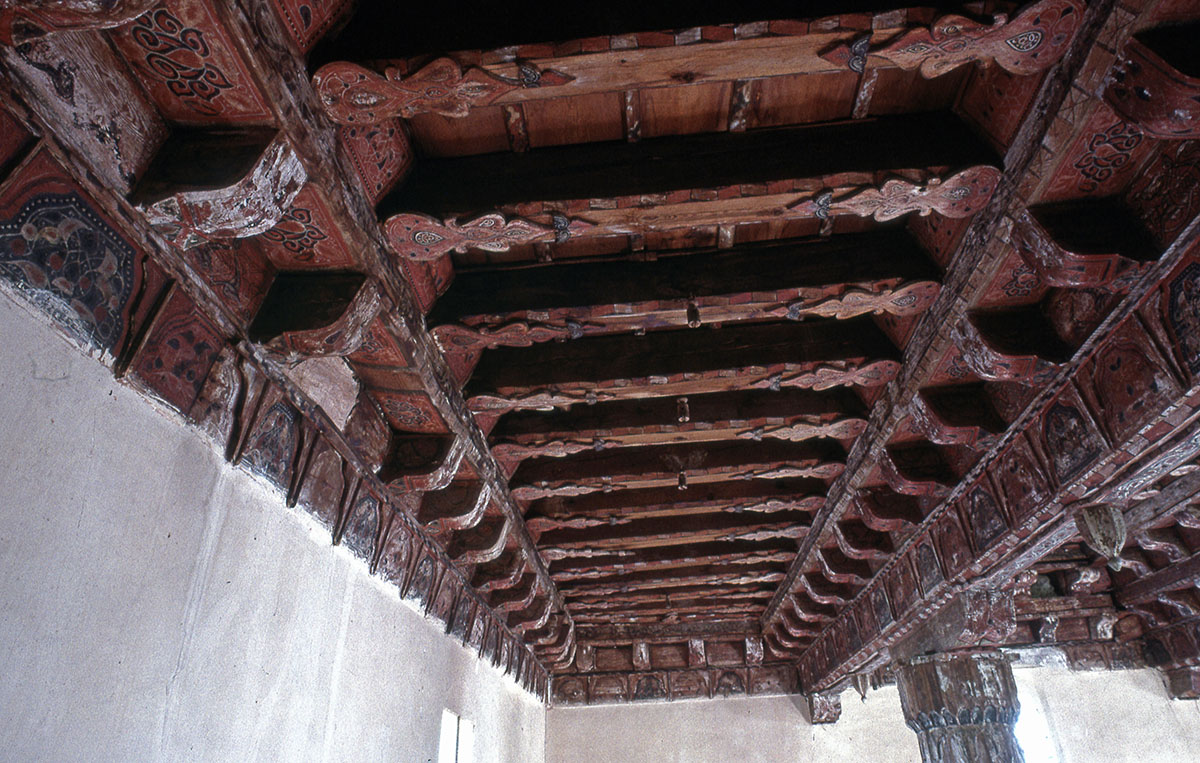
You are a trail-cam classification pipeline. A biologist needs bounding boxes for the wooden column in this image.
[895,651,1023,763]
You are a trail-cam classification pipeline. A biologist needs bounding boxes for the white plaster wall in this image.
[546,667,1200,763]
[1015,667,1200,763]
[0,292,544,763]
[545,688,921,763]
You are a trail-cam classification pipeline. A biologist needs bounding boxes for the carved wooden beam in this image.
[465,316,899,402]
[316,21,892,124]
[561,570,786,598]
[314,58,574,123]
[513,452,843,500]
[385,211,592,262]
[551,547,798,582]
[823,0,1085,79]
[525,483,827,528]
[493,414,866,465]
[469,359,899,415]
[539,511,812,557]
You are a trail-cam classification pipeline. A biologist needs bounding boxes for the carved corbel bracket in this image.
[879,448,952,498]
[822,0,1084,79]
[790,166,1001,222]
[313,58,574,124]
[380,433,467,492]
[138,133,306,249]
[1105,33,1200,139]
[799,573,851,607]
[0,0,159,44]
[447,516,510,565]
[1012,207,1151,290]
[416,481,493,535]
[834,520,894,561]
[817,547,872,587]
[254,277,386,363]
[855,490,925,534]
[385,211,593,262]
[950,316,1060,384]
[909,390,998,448]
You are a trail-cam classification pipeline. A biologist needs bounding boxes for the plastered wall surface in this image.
[0,292,544,763]
[1014,666,1200,763]
[545,688,921,763]
[546,667,1200,763]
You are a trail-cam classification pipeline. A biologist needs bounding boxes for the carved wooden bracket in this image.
[1012,206,1154,290]
[380,434,467,492]
[1105,33,1200,139]
[950,317,1059,384]
[790,166,1001,222]
[879,448,952,498]
[909,391,998,448]
[448,516,510,565]
[385,211,592,261]
[139,134,306,249]
[823,0,1084,79]
[0,0,158,43]
[313,58,574,124]
[256,278,386,363]
[416,481,493,535]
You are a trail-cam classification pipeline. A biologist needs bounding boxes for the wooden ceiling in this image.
[2,0,1200,710]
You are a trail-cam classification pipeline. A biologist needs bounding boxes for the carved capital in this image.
[896,651,1023,763]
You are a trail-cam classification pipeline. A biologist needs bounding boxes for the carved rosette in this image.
[314,58,574,123]
[791,167,1001,222]
[896,651,1023,763]
[824,0,1084,79]
[385,211,592,261]
[806,691,843,724]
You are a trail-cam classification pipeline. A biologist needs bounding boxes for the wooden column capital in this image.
[896,650,1024,763]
